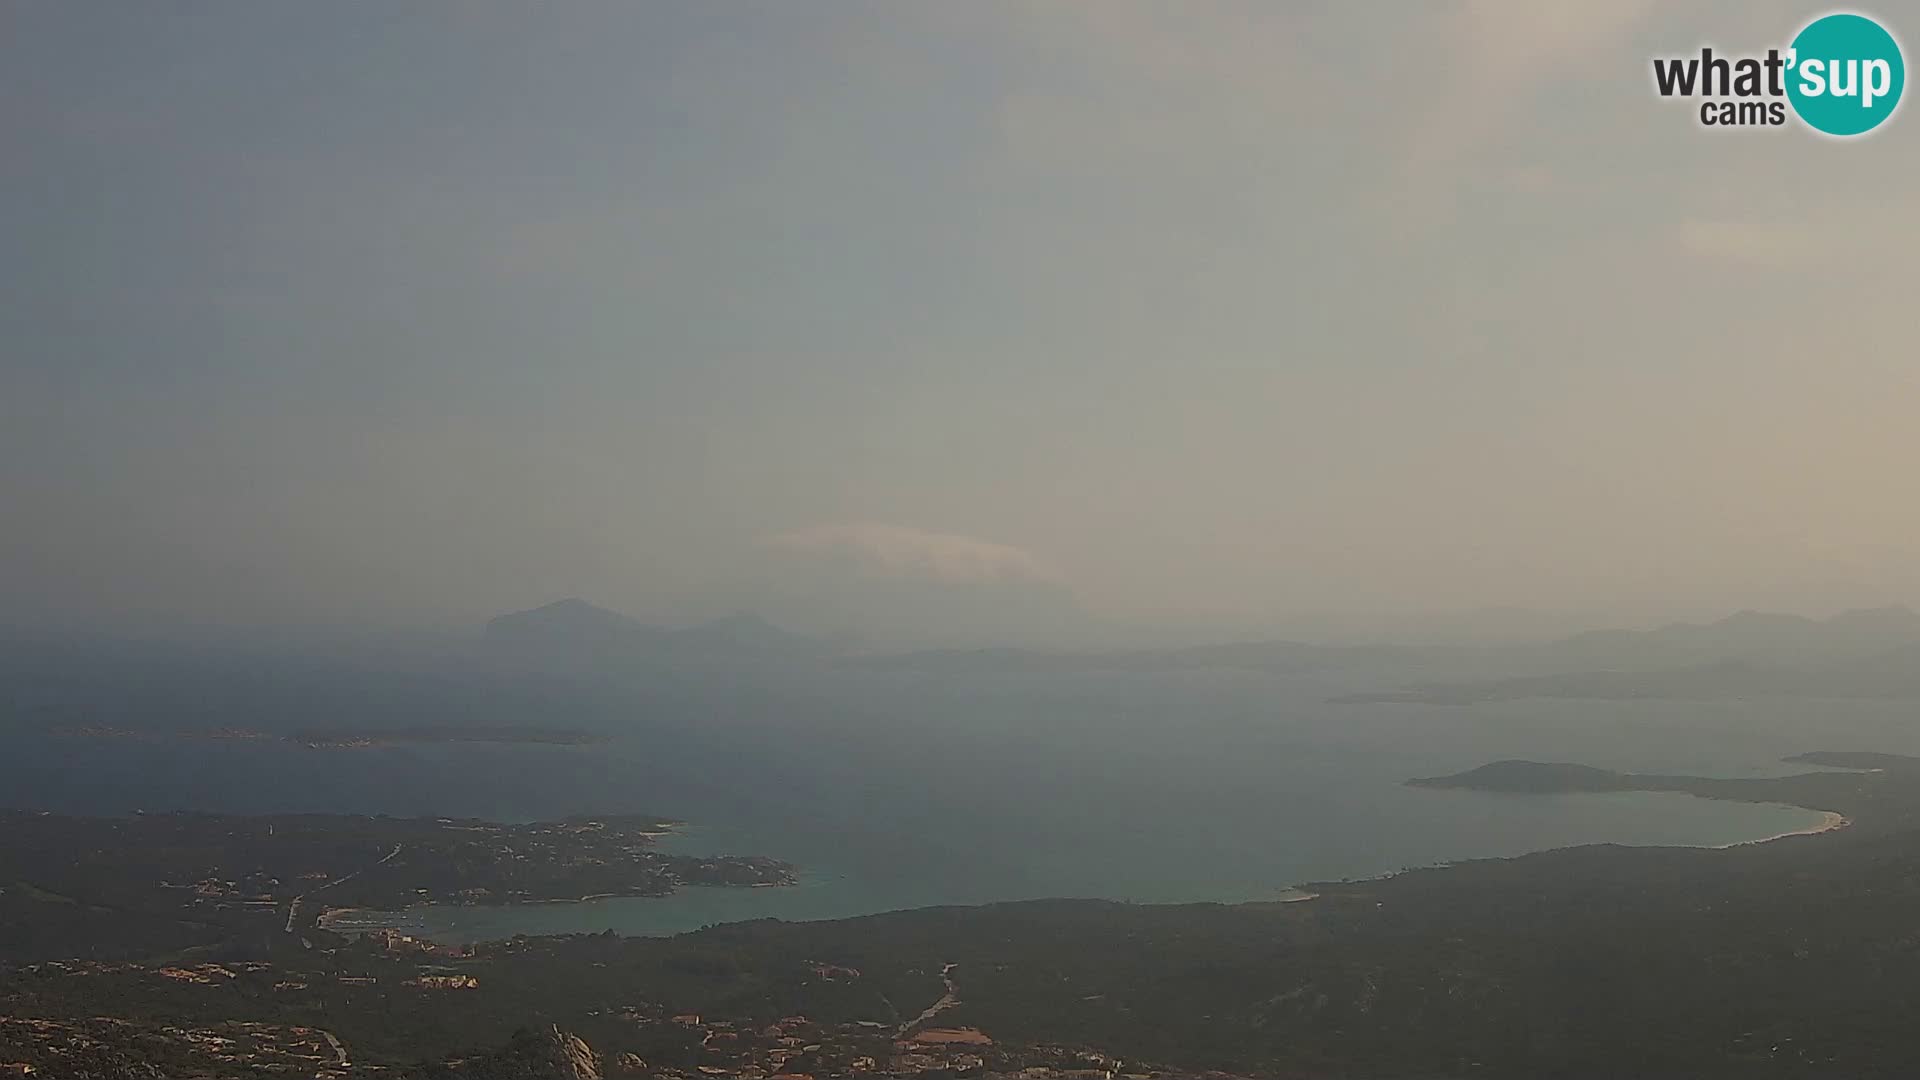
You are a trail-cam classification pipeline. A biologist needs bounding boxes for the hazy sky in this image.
[4,2,1918,637]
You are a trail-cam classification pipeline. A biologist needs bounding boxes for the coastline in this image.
[319,762,1867,945]
[314,871,803,936]
[315,906,366,931]
[305,817,805,935]
[1713,808,1850,849]
[320,790,1837,943]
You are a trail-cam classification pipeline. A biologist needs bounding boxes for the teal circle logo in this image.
[1787,13,1905,136]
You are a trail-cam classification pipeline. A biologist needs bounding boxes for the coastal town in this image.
[471,1007,1187,1080]
[3,754,1912,1077]
[0,809,798,963]
[0,949,1218,1080]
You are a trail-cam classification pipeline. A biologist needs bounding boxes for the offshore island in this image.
[47,723,612,749]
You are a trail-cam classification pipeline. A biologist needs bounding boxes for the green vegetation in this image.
[8,754,1920,1076]
[0,810,794,963]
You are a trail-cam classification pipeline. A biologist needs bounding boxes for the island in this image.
[49,723,611,748]
[288,725,611,749]
[1405,750,1920,836]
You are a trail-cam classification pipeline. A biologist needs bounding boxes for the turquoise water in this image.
[324,788,1823,943]
[7,667,1897,941]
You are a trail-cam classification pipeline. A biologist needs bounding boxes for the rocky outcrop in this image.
[546,1028,601,1080]
[419,1026,601,1079]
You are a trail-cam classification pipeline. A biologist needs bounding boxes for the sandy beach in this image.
[1715,809,1849,849]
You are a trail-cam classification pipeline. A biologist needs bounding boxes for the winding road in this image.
[895,962,960,1038]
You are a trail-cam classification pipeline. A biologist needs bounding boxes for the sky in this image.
[4,1,1919,642]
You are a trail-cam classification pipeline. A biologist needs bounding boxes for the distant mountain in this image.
[1339,606,1920,705]
[485,598,646,644]
[851,606,1920,680]
[1408,760,1633,794]
[479,601,1920,695]
[845,639,1439,675]
[1543,606,1920,669]
[663,611,830,656]
[1334,660,1808,706]
[485,600,833,663]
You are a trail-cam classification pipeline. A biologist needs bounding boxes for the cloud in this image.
[762,522,1057,585]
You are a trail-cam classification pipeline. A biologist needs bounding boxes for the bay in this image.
[5,667,1899,942]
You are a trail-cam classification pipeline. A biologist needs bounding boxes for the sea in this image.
[5,665,1908,943]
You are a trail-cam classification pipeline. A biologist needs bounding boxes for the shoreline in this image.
[313,874,803,935]
[318,773,1860,944]
[315,906,367,931]
[1713,808,1850,849]
[319,807,1847,941]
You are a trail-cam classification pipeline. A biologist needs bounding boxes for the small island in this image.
[1404,751,1920,839]
[288,725,611,749]
[49,723,611,749]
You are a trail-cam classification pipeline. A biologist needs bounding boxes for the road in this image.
[317,1027,349,1069]
[895,962,960,1038]
[283,842,403,933]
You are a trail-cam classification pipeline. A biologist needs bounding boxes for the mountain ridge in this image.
[484,600,833,662]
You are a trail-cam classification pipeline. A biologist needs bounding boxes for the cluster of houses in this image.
[615,1009,1163,1080]
[0,1015,350,1078]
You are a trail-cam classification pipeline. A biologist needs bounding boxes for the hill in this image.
[484,600,834,664]
[1339,606,1920,705]
[1542,605,1920,669]
[844,639,1437,675]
